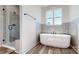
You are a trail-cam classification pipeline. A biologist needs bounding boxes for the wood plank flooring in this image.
[0,47,17,54]
[0,43,77,54]
[27,43,77,54]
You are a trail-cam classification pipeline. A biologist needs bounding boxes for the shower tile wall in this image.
[41,23,69,34]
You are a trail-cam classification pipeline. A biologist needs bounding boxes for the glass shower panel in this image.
[2,6,19,48]
[9,11,19,43]
[3,7,7,44]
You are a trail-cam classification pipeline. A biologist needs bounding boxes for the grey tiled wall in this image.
[41,23,69,34]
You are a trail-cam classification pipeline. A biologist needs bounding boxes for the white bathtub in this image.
[40,34,71,48]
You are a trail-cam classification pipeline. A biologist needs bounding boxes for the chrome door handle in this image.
[8,25,12,30]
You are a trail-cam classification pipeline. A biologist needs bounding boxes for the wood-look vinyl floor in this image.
[0,47,17,54]
[0,44,77,54]
[27,43,77,54]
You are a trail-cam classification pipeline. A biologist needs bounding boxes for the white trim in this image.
[20,5,22,53]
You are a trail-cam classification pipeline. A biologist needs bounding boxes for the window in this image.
[46,10,53,25]
[46,8,62,25]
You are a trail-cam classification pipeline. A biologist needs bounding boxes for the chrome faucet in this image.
[52,32,56,34]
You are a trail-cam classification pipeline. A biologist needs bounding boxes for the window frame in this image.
[46,8,62,25]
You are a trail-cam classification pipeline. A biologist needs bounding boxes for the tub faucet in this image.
[53,32,56,34]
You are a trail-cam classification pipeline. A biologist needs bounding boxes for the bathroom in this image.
[19,5,79,54]
[0,5,79,54]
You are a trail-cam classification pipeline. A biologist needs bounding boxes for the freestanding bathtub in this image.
[40,34,71,48]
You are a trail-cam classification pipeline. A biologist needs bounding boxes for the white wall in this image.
[69,5,79,22]
[69,5,79,53]
[20,5,41,53]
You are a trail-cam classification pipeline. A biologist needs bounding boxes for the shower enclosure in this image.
[3,5,20,48]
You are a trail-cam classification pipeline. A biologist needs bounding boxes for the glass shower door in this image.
[8,11,19,47]
[3,6,19,48]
